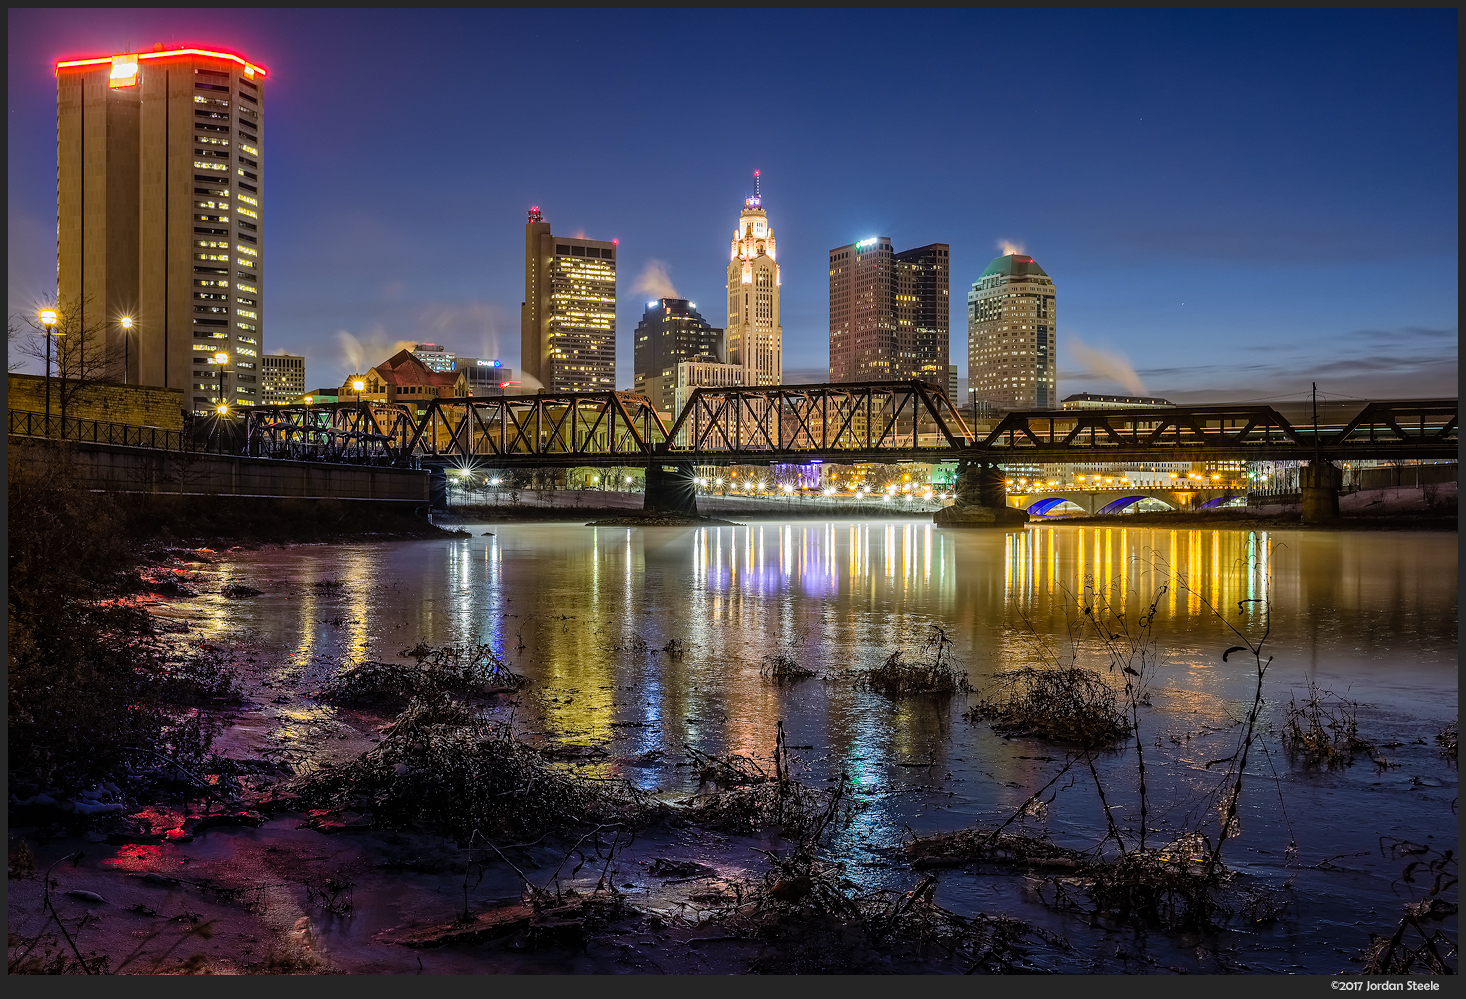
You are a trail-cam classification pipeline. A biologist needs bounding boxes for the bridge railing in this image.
[9,409,186,450]
[977,401,1457,458]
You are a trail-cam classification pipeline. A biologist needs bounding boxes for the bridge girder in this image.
[239,392,1458,468]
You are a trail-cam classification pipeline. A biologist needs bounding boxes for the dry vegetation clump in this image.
[1437,721,1458,763]
[1280,677,1375,767]
[689,856,1066,973]
[1360,839,1458,974]
[858,626,970,698]
[314,643,528,711]
[1034,843,1228,932]
[681,729,852,845]
[290,694,657,843]
[964,668,1129,748]
[759,654,817,684]
[905,827,1090,871]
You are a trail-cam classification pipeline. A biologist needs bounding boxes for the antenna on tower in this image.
[754,170,761,199]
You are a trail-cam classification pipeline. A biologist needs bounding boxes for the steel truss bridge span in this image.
[239,384,1458,467]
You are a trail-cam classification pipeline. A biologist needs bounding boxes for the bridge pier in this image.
[934,458,1029,528]
[1300,460,1342,524]
[644,461,699,518]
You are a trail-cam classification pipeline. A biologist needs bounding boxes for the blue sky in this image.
[8,9,1457,404]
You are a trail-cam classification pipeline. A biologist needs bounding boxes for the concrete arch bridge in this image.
[1013,488,1241,517]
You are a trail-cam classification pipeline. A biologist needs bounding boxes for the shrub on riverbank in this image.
[8,443,168,791]
[964,667,1129,747]
[314,644,528,712]
[859,626,969,698]
[291,693,655,842]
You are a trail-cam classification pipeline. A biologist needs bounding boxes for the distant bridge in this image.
[1012,488,1241,516]
[237,382,1457,467]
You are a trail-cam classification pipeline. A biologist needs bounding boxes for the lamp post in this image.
[352,378,365,409]
[214,351,230,416]
[119,316,134,385]
[39,309,58,428]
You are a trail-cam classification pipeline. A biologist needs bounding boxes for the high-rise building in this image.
[633,298,724,414]
[411,342,455,372]
[725,173,782,386]
[55,46,268,413]
[520,207,617,393]
[968,252,1057,411]
[828,238,949,389]
[260,353,304,405]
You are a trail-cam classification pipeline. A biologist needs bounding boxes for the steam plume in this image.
[336,329,415,378]
[633,260,679,301]
[998,239,1025,256]
[1066,334,1147,396]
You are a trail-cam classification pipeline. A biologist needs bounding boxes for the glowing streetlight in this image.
[352,378,366,409]
[212,351,230,415]
[119,316,135,384]
[39,309,59,425]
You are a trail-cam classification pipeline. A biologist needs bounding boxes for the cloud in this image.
[1064,334,1147,395]
[633,260,679,301]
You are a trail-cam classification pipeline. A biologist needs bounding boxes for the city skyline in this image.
[8,9,1457,406]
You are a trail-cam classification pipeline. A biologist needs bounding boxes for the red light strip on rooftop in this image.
[57,48,266,77]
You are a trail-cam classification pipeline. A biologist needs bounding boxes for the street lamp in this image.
[352,378,366,409]
[214,351,230,415]
[119,316,135,385]
[39,309,58,426]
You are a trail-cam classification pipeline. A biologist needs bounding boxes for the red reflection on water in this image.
[101,843,167,871]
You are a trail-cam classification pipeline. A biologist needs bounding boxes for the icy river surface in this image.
[161,519,1457,973]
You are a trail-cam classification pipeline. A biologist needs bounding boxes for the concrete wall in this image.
[9,438,428,502]
[9,374,185,429]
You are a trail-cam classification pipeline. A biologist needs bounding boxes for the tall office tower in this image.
[520,207,617,393]
[828,238,949,387]
[260,353,304,404]
[968,252,1057,411]
[725,173,782,386]
[633,298,724,414]
[56,47,268,413]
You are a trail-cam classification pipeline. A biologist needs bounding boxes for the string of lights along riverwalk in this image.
[56,46,267,414]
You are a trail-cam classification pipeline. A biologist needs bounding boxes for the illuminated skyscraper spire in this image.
[725,171,782,385]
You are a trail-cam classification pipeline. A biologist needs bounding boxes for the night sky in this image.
[8,9,1457,404]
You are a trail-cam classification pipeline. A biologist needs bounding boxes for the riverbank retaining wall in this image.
[8,374,185,429]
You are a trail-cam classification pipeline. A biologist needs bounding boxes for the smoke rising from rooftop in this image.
[633,260,679,301]
[998,239,1026,256]
[336,329,414,377]
[1066,334,1148,396]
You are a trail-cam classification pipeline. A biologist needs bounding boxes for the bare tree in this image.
[14,297,123,434]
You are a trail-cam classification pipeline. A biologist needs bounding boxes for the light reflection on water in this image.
[178,520,1456,967]
[187,520,1457,799]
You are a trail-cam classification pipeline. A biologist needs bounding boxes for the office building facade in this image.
[260,353,304,405]
[520,207,617,393]
[56,46,268,413]
[828,238,949,389]
[725,175,782,386]
[633,298,724,414]
[411,342,455,372]
[967,252,1057,411]
[454,358,516,396]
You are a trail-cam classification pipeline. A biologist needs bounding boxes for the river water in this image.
[160,518,1457,973]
